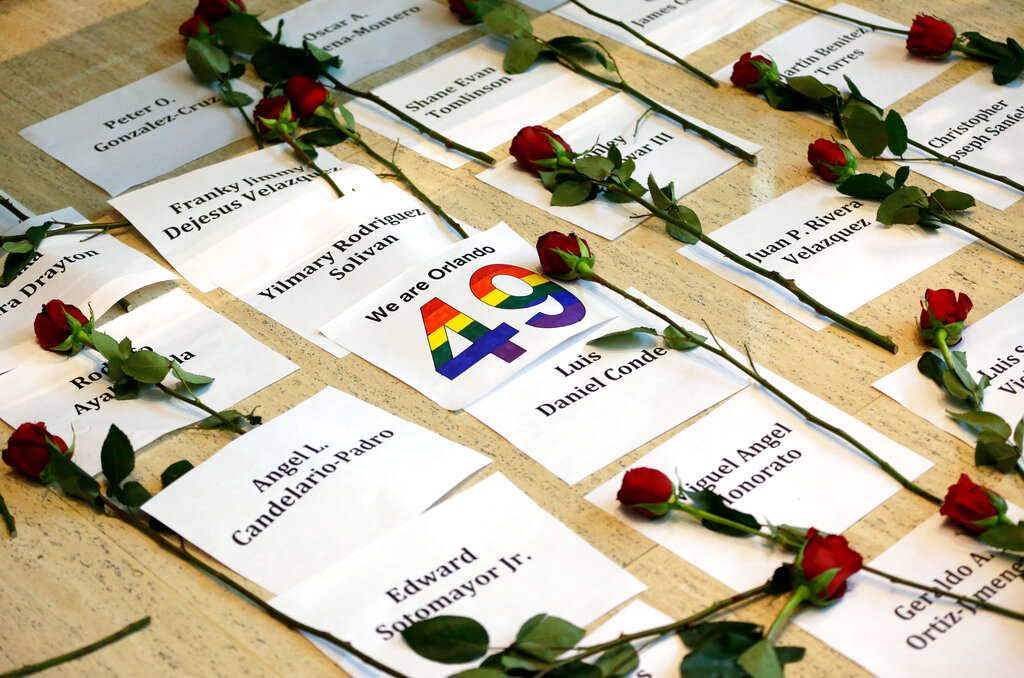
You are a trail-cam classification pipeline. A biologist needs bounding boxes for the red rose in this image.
[536,231,594,281]
[253,96,296,138]
[616,468,676,518]
[2,422,70,480]
[919,288,972,346]
[939,474,1007,532]
[449,0,479,21]
[792,528,862,604]
[283,76,331,121]
[807,138,857,182]
[730,53,779,92]
[195,0,245,24]
[179,15,213,38]
[34,300,89,352]
[510,126,572,173]
[906,15,956,58]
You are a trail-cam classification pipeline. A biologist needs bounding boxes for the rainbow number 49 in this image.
[421,264,586,380]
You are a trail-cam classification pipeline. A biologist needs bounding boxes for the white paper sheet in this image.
[797,512,1024,678]
[554,0,777,65]
[585,291,931,592]
[477,93,760,240]
[347,37,604,168]
[19,61,261,196]
[0,208,176,373]
[678,178,974,330]
[0,190,33,232]
[108,145,381,292]
[467,306,749,484]
[897,70,1024,210]
[712,4,955,109]
[0,289,297,475]
[217,184,467,359]
[320,223,615,410]
[271,473,646,678]
[143,386,489,593]
[267,0,470,84]
[874,291,1024,445]
[584,601,685,678]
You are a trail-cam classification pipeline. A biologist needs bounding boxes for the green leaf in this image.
[210,12,273,54]
[916,352,947,389]
[1,221,54,286]
[514,615,585,662]
[586,326,658,350]
[551,181,593,207]
[647,175,673,210]
[161,460,194,488]
[684,490,761,537]
[504,36,541,74]
[665,205,701,245]
[764,83,814,111]
[91,331,123,362]
[112,377,140,400]
[892,167,910,189]
[884,110,908,155]
[122,351,172,384]
[304,40,342,69]
[251,42,321,82]
[401,616,490,664]
[975,440,1019,473]
[607,143,622,167]
[1014,416,1023,451]
[449,670,509,678]
[877,186,927,225]
[483,4,533,37]
[220,88,253,107]
[574,156,614,181]
[844,106,889,156]
[931,190,975,212]
[170,361,214,387]
[775,646,805,666]
[664,325,706,350]
[548,664,602,678]
[786,76,839,101]
[737,639,785,678]
[977,524,1024,551]
[100,424,134,490]
[941,371,971,399]
[679,621,762,678]
[948,410,1012,439]
[297,128,348,148]
[197,409,244,430]
[48,446,100,505]
[837,173,895,200]
[185,39,231,82]
[594,644,638,678]
[119,481,152,508]
[2,241,31,253]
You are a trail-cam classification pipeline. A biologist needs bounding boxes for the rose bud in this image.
[616,468,677,518]
[906,15,957,58]
[34,300,92,353]
[253,96,298,140]
[2,422,71,482]
[449,0,482,23]
[939,474,1010,533]
[807,138,858,182]
[195,0,246,24]
[283,76,333,121]
[510,125,573,173]
[536,231,595,281]
[790,528,863,605]
[179,15,214,39]
[919,288,972,346]
[729,52,780,92]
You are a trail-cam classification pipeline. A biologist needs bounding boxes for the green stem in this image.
[218,75,264,150]
[538,38,757,165]
[670,501,800,549]
[0,617,150,677]
[778,0,909,35]
[94,495,410,678]
[0,196,30,222]
[863,565,1024,624]
[766,587,810,643]
[154,383,245,435]
[906,139,1024,194]
[325,117,468,239]
[565,0,718,87]
[537,580,775,675]
[929,204,1024,264]
[0,490,14,538]
[279,132,345,198]
[322,74,496,166]
[598,181,897,353]
[582,268,942,505]
[0,221,128,246]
